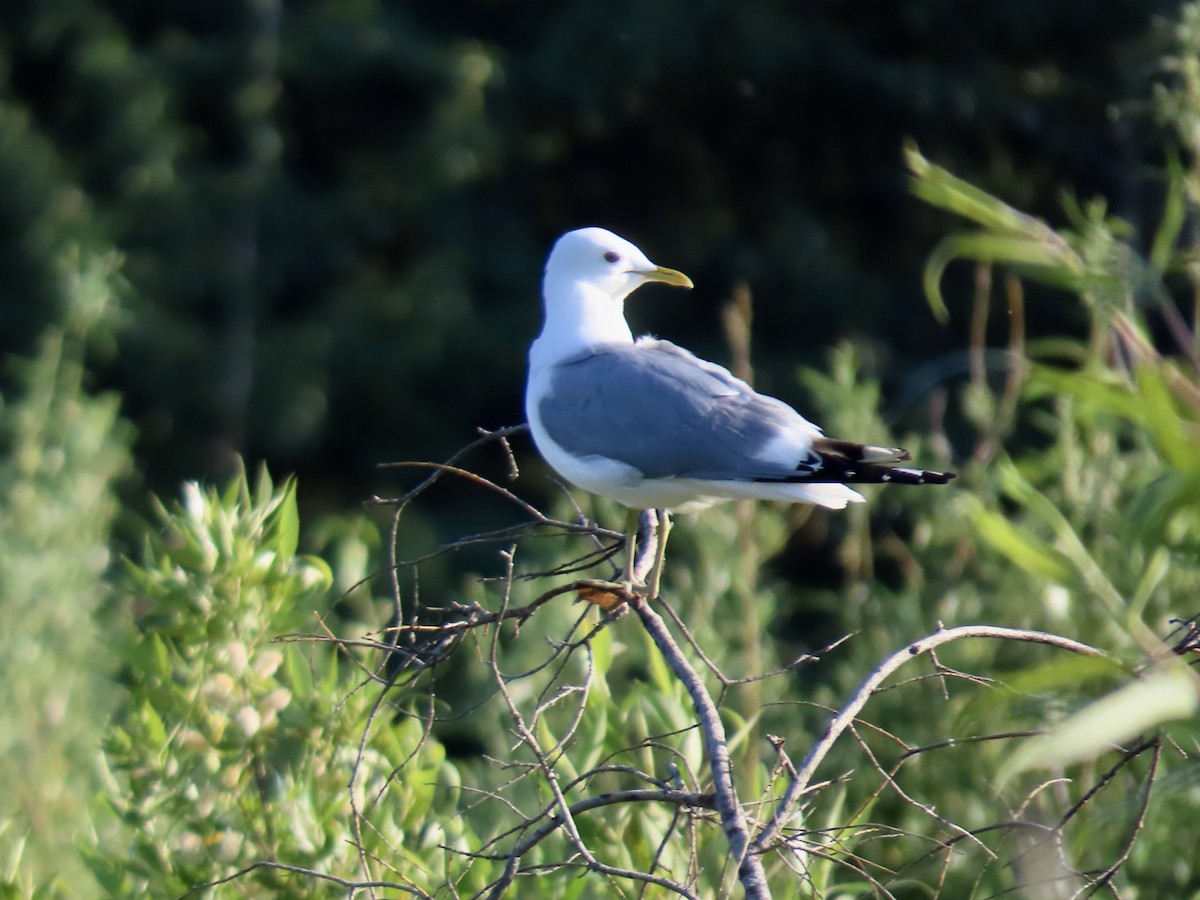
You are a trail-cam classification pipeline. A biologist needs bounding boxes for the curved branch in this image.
[752,624,1111,853]
[178,860,428,899]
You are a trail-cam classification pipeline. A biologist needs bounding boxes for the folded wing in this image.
[538,339,954,487]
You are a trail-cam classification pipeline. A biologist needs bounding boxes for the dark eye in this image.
[603,251,620,264]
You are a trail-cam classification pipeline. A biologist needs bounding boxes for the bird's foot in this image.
[575,577,646,610]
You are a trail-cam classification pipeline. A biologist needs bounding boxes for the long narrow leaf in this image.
[1000,663,1198,780]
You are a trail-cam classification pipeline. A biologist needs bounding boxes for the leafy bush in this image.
[0,251,132,893]
[86,467,475,897]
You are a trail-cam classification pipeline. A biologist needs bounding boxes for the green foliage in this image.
[77,463,803,896]
[870,21,1200,887]
[907,124,1200,660]
[91,466,476,897]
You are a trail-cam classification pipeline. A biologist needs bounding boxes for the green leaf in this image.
[150,633,171,681]
[1129,547,1171,621]
[0,825,26,884]
[272,477,300,561]
[1025,366,1146,421]
[587,625,613,707]
[140,701,167,749]
[1000,654,1125,696]
[1000,664,1199,781]
[1150,153,1187,275]
[921,231,1086,323]
[319,643,339,697]
[968,498,1072,582]
[905,141,1060,237]
[723,707,758,759]
[574,698,608,775]
[1128,472,1200,544]
[284,643,315,702]
[907,140,1099,324]
[997,460,1128,619]
[77,842,132,896]
[1136,364,1200,474]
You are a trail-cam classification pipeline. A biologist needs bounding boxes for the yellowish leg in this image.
[620,507,639,593]
[577,508,642,607]
[646,510,672,600]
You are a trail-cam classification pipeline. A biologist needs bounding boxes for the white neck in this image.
[529,278,633,371]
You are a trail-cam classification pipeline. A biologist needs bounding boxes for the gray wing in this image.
[537,340,822,480]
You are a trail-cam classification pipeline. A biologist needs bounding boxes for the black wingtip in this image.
[763,437,956,487]
[875,466,956,486]
[762,462,956,487]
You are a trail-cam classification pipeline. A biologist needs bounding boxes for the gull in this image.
[525,227,954,599]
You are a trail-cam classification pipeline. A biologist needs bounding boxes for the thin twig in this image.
[178,860,429,899]
[478,789,714,862]
[1078,739,1160,897]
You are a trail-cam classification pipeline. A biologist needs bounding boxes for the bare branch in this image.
[631,591,773,899]
[177,860,430,899]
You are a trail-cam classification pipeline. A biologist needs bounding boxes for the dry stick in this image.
[482,789,712,859]
[487,553,596,864]
[631,581,773,900]
[178,861,428,899]
[847,721,995,859]
[751,624,1111,854]
[377,426,531,677]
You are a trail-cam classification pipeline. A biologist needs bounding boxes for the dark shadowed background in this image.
[0,0,1181,512]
